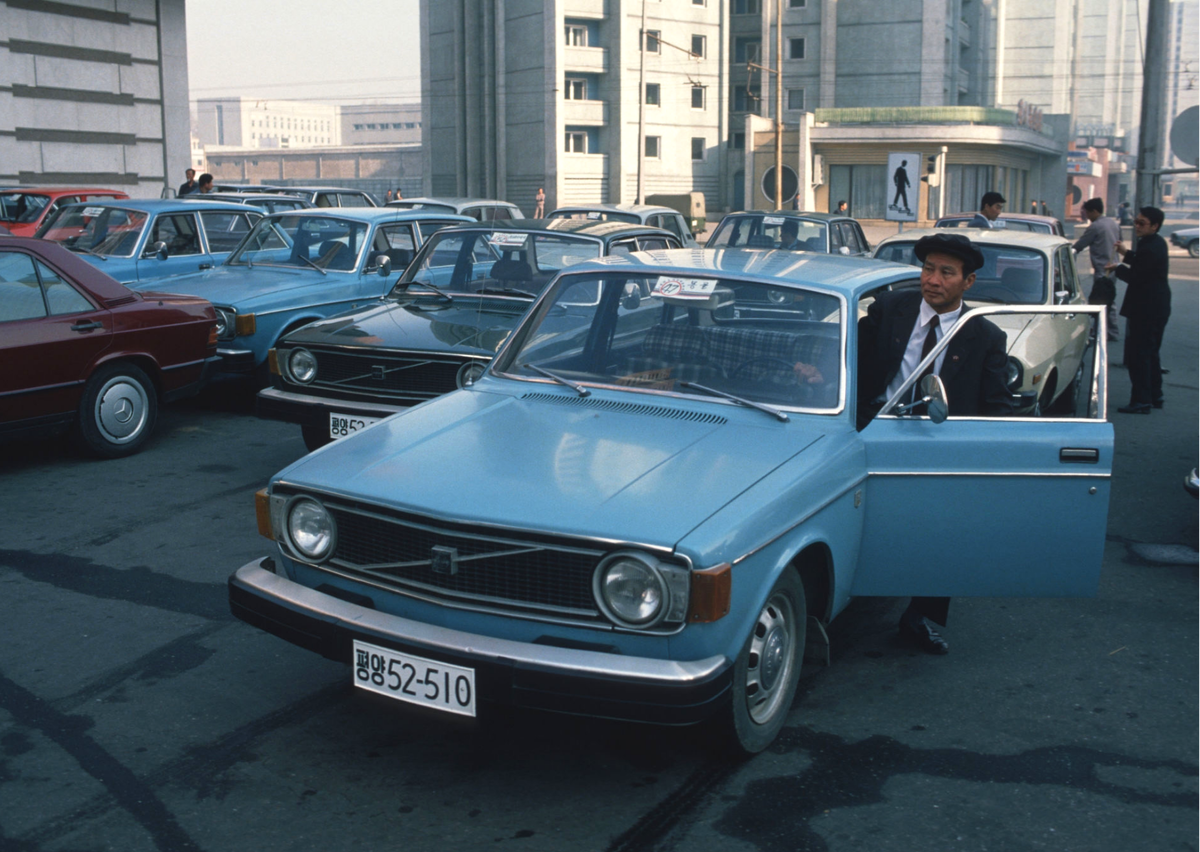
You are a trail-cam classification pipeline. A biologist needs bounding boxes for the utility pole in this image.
[1134,0,1170,221]
[636,0,648,205]
[774,0,783,211]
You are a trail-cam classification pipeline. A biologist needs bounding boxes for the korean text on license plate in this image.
[352,639,476,717]
[329,412,380,439]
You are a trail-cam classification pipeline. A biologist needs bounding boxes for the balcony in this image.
[958,68,970,94]
[560,152,609,177]
[564,45,609,74]
[563,0,605,19]
[562,99,608,126]
[958,20,970,46]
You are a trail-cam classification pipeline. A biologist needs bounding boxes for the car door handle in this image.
[1060,448,1099,463]
[71,320,104,332]
[199,262,213,270]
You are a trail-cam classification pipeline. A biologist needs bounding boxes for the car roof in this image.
[279,185,373,193]
[259,207,474,224]
[388,197,517,207]
[0,236,133,303]
[562,247,920,298]
[59,198,252,214]
[189,192,307,202]
[0,187,128,196]
[550,203,677,216]
[875,227,1069,250]
[720,210,851,223]
[437,218,674,239]
[938,212,1062,225]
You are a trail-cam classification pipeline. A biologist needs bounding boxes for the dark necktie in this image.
[912,314,940,400]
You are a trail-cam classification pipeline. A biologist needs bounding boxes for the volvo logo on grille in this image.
[371,365,386,381]
[431,545,459,575]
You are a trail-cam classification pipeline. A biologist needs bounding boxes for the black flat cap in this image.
[913,232,985,274]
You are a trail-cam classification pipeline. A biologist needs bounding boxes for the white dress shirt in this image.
[884,300,963,402]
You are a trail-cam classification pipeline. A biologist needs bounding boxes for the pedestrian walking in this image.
[1072,198,1120,341]
[969,192,1005,228]
[534,187,545,218]
[890,161,911,215]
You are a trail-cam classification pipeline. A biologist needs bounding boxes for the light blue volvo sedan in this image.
[229,247,1112,753]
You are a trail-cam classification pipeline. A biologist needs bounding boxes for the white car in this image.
[873,229,1094,416]
[1170,227,1198,258]
[547,203,699,248]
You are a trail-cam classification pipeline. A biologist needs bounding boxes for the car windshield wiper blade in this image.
[525,364,590,397]
[475,286,537,298]
[297,255,327,275]
[398,281,454,302]
[679,382,789,422]
[69,244,107,260]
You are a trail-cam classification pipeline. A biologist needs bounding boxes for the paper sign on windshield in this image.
[652,277,718,300]
[82,207,105,217]
[488,233,528,247]
[763,216,785,225]
[586,211,602,219]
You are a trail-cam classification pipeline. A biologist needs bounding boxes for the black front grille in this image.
[297,347,472,402]
[327,505,602,617]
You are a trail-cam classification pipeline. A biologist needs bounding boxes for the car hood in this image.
[127,264,309,305]
[279,296,529,355]
[278,388,825,548]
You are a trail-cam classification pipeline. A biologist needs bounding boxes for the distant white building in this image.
[195,97,340,149]
[340,104,423,146]
[0,0,191,196]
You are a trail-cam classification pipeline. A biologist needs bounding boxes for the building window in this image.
[691,86,706,109]
[733,87,759,112]
[691,138,706,161]
[645,136,661,158]
[691,35,706,58]
[645,83,661,106]
[693,0,705,4]
[644,29,661,53]
[787,88,805,110]
[729,132,746,150]
[789,0,806,6]
[565,131,588,153]
[565,24,588,46]
[789,38,805,60]
[566,77,588,100]
[735,37,760,64]
[733,0,760,13]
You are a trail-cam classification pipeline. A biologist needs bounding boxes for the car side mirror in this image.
[375,255,392,277]
[621,283,641,311]
[922,374,949,423]
[144,240,169,260]
[838,246,851,255]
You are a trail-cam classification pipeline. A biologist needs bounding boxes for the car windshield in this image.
[396,230,602,298]
[37,205,149,256]
[0,192,52,224]
[874,241,1048,304]
[493,272,844,411]
[228,214,367,271]
[548,210,641,224]
[708,215,828,252]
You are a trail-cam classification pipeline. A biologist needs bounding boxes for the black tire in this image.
[1189,240,1198,259]
[717,570,806,756]
[301,423,331,452]
[73,362,158,458]
[1032,371,1057,417]
[1048,360,1085,416]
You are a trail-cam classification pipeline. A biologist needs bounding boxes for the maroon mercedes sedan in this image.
[1,237,220,458]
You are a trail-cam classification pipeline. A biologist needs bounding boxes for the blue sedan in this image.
[145,208,472,378]
[229,247,1112,753]
[34,199,262,286]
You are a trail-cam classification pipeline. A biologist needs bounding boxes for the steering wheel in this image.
[730,357,799,380]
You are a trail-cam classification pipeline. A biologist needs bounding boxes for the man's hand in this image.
[793,362,823,384]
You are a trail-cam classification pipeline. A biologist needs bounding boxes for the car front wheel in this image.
[719,570,805,755]
[73,362,158,458]
[1189,240,1198,258]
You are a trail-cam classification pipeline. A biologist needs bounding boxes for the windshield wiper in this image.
[69,244,107,260]
[399,281,454,302]
[679,382,789,422]
[475,286,537,298]
[297,255,327,275]
[525,364,590,397]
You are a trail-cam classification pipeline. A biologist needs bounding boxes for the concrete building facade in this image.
[420,0,729,216]
[340,103,423,146]
[194,97,339,149]
[203,143,422,201]
[0,0,191,197]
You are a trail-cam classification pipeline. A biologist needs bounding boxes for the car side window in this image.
[339,193,369,208]
[853,223,870,252]
[150,214,201,256]
[462,207,484,222]
[638,237,671,251]
[0,251,48,322]
[610,239,638,257]
[38,261,94,315]
[374,224,417,268]
[829,225,845,251]
[1056,247,1079,300]
[199,211,255,252]
[492,207,512,221]
[667,215,688,240]
[416,220,454,241]
[315,193,336,208]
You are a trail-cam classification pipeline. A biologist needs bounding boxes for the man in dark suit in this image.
[1108,206,1170,413]
[969,191,1005,228]
[858,232,1013,654]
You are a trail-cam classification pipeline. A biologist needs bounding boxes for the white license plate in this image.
[329,412,380,440]
[352,639,476,717]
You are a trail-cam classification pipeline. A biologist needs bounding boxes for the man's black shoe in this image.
[898,618,949,655]
[1117,403,1152,414]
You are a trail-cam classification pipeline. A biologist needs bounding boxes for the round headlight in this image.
[457,361,486,388]
[595,553,666,627]
[287,498,335,561]
[214,308,234,340]
[289,348,318,383]
[1005,357,1022,390]
[767,289,792,305]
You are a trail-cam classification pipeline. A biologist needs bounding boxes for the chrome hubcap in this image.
[96,377,148,443]
[745,592,795,725]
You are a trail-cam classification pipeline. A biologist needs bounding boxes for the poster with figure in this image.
[886,152,919,222]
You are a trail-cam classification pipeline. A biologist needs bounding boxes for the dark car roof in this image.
[437,218,676,242]
[721,210,853,224]
[0,187,128,197]
[1,236,135,305]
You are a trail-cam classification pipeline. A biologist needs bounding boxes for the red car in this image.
[0,187,130,238]
[1,238,220,458]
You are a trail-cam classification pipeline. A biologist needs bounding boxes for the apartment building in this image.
[194,97,340,149]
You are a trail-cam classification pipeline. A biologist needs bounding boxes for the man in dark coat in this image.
[858,232,1013,654]
[1109,206,1170,413]
[178,168,197,196]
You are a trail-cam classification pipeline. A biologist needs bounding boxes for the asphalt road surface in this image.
[1,256,1195,852]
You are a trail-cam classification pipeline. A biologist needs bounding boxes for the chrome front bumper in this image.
[229,558,732,723]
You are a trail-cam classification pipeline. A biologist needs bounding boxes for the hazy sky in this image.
[185,0,421,105]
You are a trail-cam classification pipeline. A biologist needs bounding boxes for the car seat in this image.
[746,234,775,248]
[490,257,533,284]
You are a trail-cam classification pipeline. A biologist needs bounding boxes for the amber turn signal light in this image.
[268,348,280,376]
[207,324,218,346]
[255,488,274,540]
[688,563,731,623]
[235,313,257,336]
